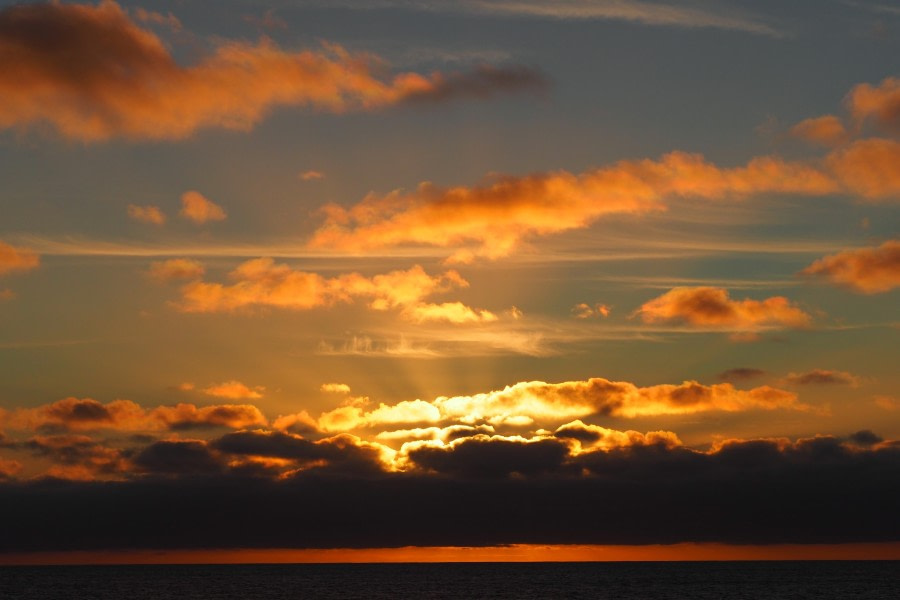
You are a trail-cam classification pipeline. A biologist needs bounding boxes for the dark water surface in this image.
[1,561,897,599]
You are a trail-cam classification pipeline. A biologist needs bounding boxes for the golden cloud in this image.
[180,191,227,224]
[127,204,166,225]
[0,1,542,141]
[801,239,900,293]
[176,259,492,321]
[0,241,40,276]
[308,150,839,261]
[635,287,811,331]
[202,380,265,400]
[148,258,205,282]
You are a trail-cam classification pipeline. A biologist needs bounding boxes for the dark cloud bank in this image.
[1,434,898,552]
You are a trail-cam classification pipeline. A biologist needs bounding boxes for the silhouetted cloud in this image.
[717,368,767,382]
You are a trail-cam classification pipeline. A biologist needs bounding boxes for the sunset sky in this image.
[0,0,898,561]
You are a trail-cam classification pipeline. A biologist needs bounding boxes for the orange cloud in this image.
[0,242,40,276]
[202,381,265,400]
[127,204,166,225]
[308,150,838,261]
[180,191,226,224]
[827,138,900,201]
[0,397,266,432]
[846,76,900,132]
[321,383,351,394]
[0,2,542,141]
[635,287,811,331]
[299,170,325,181]
[572,302,611,318]
[800,239,900,293]
[0,458,22,479]
[148,258,205,282]
[553,420,682,451]
[176,259,492,321]
[789,115,848,146]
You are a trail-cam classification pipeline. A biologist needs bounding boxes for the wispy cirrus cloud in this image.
[0,241,39,276]
[311,0,782,36]
[0,1,544,142]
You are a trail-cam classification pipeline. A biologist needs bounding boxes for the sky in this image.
[0,0,899,561]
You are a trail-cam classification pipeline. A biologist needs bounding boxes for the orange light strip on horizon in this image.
[2,543,900,565]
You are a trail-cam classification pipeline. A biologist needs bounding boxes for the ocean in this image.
[1,561,897,599]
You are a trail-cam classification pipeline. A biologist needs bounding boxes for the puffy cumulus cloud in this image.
[401,435,572,478]
[375,424,496,443]
[826,138,900,201]
[781,369,861,387]
[321,383,351,394]
[318,399,442,433]
[308,151,837,261]
[0,2,542,141]
[0,241,40,276]
[211,430,394,475]
[635,287,811,332]
[846,76,900,132]
[849,430,883,446]
[402,301,498,324]
[2,434,898,550]
[800,239,900,293]
[147,258,205,282]
[789,115,848,146]
[571,302,611,319]
[553,420,681,450]
[312,378,803,436]
[432,378,802,421]
[179,191,226,224]
[201,380,265,400]
[127,204,166,225]
[176,260,492,321]
[132,440,223,475]
[0,397,266,432]
[22,434,127,479]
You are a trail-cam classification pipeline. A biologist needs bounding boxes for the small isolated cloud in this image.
[180,191,227,224]
[717,367,766,382]
[789,115,848,146]
[127,204,166,225]
[801,239,900,293]
[321,383,351,394]
[202,380,265,400]
[0,241,39,276]
[148,258,205,283]
[299,170,325,181]
[846,76,900,133]
[782,369,861,387]
[572,302,611,319]
[635,287,811,333]
[403,301,498,324]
